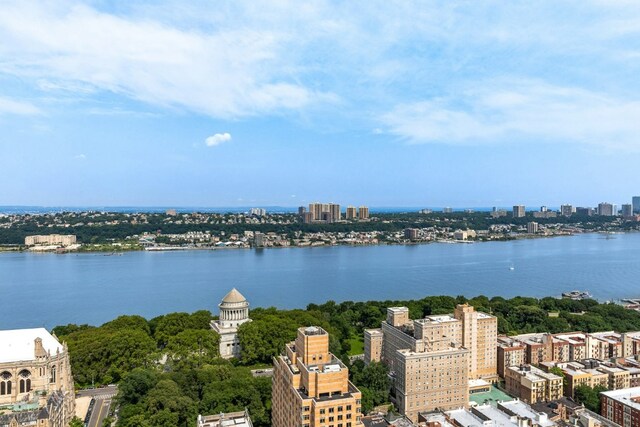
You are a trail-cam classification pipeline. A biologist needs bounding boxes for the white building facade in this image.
[211,288,252,359]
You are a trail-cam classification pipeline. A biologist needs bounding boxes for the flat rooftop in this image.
[469,386,514,407]
[198,411,252,427]
[447,408,484,427]
[508,365,561,382]
[398,346,468,358]
[499,400,554,427]
[421,314,458,324]
[473,404,517,427]
[419,412,456,427]
[601,387,640,410]
[302,326,327,336]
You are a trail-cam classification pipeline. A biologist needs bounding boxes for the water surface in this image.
[1,233,638,329]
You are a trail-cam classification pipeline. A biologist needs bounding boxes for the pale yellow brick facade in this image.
[272,327,362,427]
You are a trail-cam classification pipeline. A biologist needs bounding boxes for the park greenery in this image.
[53,295,640,425]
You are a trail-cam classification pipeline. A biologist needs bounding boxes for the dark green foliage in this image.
[69,416,85,427]
[574,385,608,412]
[102,315,151,334]
[149,311,213,348]
[350,361,391,413]
[237,308,336,365]
[118,369,160,406]
[61,327,156,385]
[166,329,220,369]
[52,323,92,337]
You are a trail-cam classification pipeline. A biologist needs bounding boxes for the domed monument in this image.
[211,288,252,359]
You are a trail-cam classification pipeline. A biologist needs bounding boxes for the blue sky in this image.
[1,1,640,208]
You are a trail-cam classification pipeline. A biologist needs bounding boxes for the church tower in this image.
[211,288,251,358]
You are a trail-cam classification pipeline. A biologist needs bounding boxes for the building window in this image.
[18,370,31,393]
[329,408,334,413]
[0,372,12,395]
[50,366,56,383]
[329,417,335,422]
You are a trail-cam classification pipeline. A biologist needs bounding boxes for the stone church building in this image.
[0,328,75,427]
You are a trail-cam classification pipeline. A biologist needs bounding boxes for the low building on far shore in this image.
[24,234,76,247]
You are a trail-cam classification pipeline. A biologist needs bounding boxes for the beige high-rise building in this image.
[345,206,357,220]
[358,206,369,220]
[453,304,498,381]
[598,202,614,216]
[329,204,341,222]
[363,329,383,365]
[513,205,526,218]
[309,203,323,221]
[272,326,362,427]
[364,304,497,422]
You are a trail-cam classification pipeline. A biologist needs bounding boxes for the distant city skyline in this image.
[2,199,640,215]
[2,2,640,206]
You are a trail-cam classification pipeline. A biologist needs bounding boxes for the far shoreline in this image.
[0,229,600,254]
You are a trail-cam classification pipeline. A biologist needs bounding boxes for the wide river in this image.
[1,232,639,329]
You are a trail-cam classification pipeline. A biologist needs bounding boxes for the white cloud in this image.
[205,133,232,147]
[0,96,40,115]
[1,0,640,134]
[0,2,329,119]
[74,154,86,160]
[381,80,640,150]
